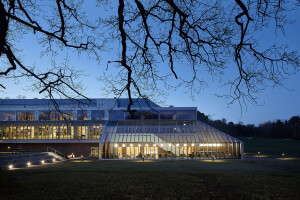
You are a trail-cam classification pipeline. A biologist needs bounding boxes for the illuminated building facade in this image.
[0,99,243,159]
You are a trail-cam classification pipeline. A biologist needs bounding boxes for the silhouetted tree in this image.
[0,0,299,112]
[197,110,300,139]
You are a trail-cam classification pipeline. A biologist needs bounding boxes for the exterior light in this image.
[145,144,148,147]
[41,160,45,164]
[8,146,10,149]
[122,144,126,147]
[183,123,186,126]
[282,153,285,159]
[176,144,179,147]
[9,164,13,170]
[183,144,187,147]
[27,162,31,167]
[160,144,164,147]
[153,144,156,147]
[114,144,118,147]
[168,144,171,147]
[191,143,194,147]
[130,144,133,147]
[138,144,141,147]
[52,158,55,162]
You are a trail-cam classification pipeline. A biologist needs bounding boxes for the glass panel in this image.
[142,111,159,120]
[125,112,141,120]
[0,111,15,121]
[39,111,50,120]
[16,111,35,121]
[77,110,88,120]
[91,110,105,120]
[59,111,73,120]
[177,110,196,120]
[160,110,176,120]
[109,110,124,120]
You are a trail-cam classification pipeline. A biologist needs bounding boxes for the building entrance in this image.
[90,147,99,157]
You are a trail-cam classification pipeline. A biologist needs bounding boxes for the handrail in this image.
[47,147,65,157]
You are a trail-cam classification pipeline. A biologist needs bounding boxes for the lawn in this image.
[1,159,300,200]
[0,137,300,200]
[238,137,300,158]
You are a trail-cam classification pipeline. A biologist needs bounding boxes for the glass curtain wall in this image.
[0,121,104,140]
[100,120,243,159]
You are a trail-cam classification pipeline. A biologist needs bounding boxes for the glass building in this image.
[0,98,243,159]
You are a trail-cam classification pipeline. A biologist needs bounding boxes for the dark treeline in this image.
[197,111,300,139]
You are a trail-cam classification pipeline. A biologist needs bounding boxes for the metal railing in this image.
[47,147,65,158]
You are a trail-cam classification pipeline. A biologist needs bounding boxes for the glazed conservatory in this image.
[0,98,243,159]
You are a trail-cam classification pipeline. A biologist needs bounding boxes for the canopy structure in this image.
[100,120,243,159]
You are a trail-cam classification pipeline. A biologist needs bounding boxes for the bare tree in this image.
[0,0,299,113]
[0,0,103,104]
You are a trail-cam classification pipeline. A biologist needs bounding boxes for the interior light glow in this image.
[199,143,221,147]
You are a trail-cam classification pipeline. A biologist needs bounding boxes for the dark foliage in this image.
[197,111,300,139]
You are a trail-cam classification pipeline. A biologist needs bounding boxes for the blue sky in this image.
[1,1,299,125]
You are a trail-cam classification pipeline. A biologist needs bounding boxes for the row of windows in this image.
[0,125,103,140]
[101,142,242,159]
[109,110,195,120]
[0,110,105,121]
[0,110,195,121]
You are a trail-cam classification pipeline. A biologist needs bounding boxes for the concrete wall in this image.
[0,143,98,157]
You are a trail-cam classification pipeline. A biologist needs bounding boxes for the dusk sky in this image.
[1,1,299,125]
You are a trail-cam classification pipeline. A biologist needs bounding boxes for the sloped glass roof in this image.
[100,120,241,144]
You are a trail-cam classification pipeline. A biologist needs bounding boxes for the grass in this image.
[238,137,300,158]
[1,159,300,200]
[0,137,300,200]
